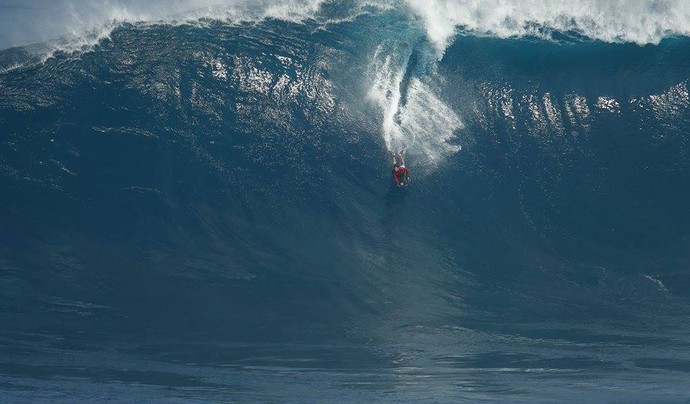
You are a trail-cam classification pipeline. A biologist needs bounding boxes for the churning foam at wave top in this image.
[83,0,690,52]
[5,0,690,51]
[405,0,690,53]
[0,0,330,50]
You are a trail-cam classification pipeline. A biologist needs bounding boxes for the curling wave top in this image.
[2,0,690,51]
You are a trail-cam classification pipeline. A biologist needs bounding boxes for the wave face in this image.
[2,1,690,402]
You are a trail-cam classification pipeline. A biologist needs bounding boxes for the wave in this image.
[5,1,690,54]
[3,4,690,173]
[408,0,690,52]
[2,5,690,401]
[4,1,690,155]
[2,10,689,269]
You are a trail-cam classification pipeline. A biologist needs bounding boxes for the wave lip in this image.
[5,1,690,55]
[0,0,368,52]
[405,0,690,53]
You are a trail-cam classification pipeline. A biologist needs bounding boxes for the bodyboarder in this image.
[392,153,410,187]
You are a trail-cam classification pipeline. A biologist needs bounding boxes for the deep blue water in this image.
[2,4,690,403]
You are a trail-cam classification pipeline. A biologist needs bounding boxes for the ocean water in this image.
[1,1,690,402]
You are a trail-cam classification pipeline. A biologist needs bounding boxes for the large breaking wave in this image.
[2,0,690,402]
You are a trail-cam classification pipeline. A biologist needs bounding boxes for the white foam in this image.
[367,46,407,153]
[367,44,462,168]
[395,79,463,166]
[596,96,621,113]
[0,62,26,75]
[643,274,668,292]
[404,0,690,54]
[564,94,591,131]
[645,81,690,120]
[6,1,690,57]
[543,92,563,134]
[0,0,341,73]
[0,0,331,55]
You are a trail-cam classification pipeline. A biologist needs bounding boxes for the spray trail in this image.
[367,42,462,168]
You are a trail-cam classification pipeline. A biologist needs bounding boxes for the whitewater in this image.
[1,0,690,402]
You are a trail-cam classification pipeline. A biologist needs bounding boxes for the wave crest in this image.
[405,0,690,53]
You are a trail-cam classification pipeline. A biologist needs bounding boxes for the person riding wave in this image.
[392,153,410,187]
